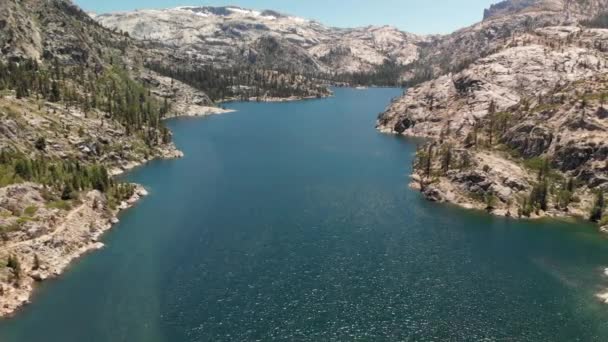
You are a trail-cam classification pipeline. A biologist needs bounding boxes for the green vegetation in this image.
[581,12,608,28]
[6,255,22,280]
[94,66,170,143]
[414,144,435,178]
[485,193,498,211]
[330,61,409,87]
[590,191,605,223]
[23,205,38,217]
[106,183,136,210]
[519,157,574,217]
[146,62,328,102]
[0,60,171,147]
[440,144,453,174]
[523,157,549,173]
[33,254,41,271]
[556,178,575,210]
[0,57,155,214]
[0,149,111,193]
[46,200,73,211]
[0,148,135,212]
[529,180,549,212]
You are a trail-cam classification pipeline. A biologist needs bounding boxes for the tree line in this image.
[0,59,171,147]
[329,61,409,87]
[582,12,608,28]
[0,149,134,210]
[145,62,329,102]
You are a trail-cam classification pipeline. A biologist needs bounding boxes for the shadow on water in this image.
[2,88,608,341]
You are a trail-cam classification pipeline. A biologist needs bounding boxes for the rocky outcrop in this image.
[484,0,539,20]
[0,183,148,317]
[379,27,608,140]
[0,0,133,65]
[242,36,324,74]
[484,0,608,21]
[378,2,608,223]
[404,0,608,84]
[502,123,553,158]
[137,68,233,119]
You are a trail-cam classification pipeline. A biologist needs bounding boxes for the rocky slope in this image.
[405,0,608,84]
[0,183,147,317]
[95,6,426,75]
[0,0,229,317]
[378,2,608,224]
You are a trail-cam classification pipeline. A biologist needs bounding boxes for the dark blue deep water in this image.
[2,88,608,341]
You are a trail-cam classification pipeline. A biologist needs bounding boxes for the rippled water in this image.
[2,88,608,341]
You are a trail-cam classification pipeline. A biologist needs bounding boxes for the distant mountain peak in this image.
[171,5,297,21]
[95,5,423,75]
[483,0,608,21]
[484,0,536,19]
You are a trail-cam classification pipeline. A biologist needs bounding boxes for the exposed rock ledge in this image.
[0,184,148,318]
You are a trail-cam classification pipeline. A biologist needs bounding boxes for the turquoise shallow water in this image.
[2,88,608,341]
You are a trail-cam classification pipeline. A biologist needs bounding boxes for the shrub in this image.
[23,205,38,217]
[590,192,605,222]
[46,200,72,211]
[34,137,47,151]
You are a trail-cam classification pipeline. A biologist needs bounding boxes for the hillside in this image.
[378,0,608,225]
[0,0,229,317]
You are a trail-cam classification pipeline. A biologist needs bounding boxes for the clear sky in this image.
[74,0,499,34]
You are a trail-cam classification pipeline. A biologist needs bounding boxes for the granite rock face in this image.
[378,2,608,220]
[404,0,608,84]
[96,6,427,75]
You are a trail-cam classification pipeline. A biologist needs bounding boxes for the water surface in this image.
[2,88,608,341]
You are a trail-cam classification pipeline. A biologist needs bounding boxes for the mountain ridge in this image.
[95,5,427,76]
[378,0,608,229]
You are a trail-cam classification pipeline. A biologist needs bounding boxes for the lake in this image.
[2,88,608,341]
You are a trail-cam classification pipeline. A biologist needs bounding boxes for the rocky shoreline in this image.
[377,25,608,227]
[0,184,148,318]
[0,88,325,318]
[375,5,608,304]
[0,107,224,318]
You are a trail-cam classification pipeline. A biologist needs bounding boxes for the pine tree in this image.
[425,144,434,177]
[50,81,61,102]
[35,137,47,151]
[487,100,496,146]
[590,191,605,222]
[61,182,74,200]
[7,255,21,280]
[441,144,452,174]
[33,254,40,271]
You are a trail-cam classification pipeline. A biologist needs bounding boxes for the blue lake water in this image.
[2,88,608,341]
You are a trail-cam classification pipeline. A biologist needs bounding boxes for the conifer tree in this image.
[590,191,605,222]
